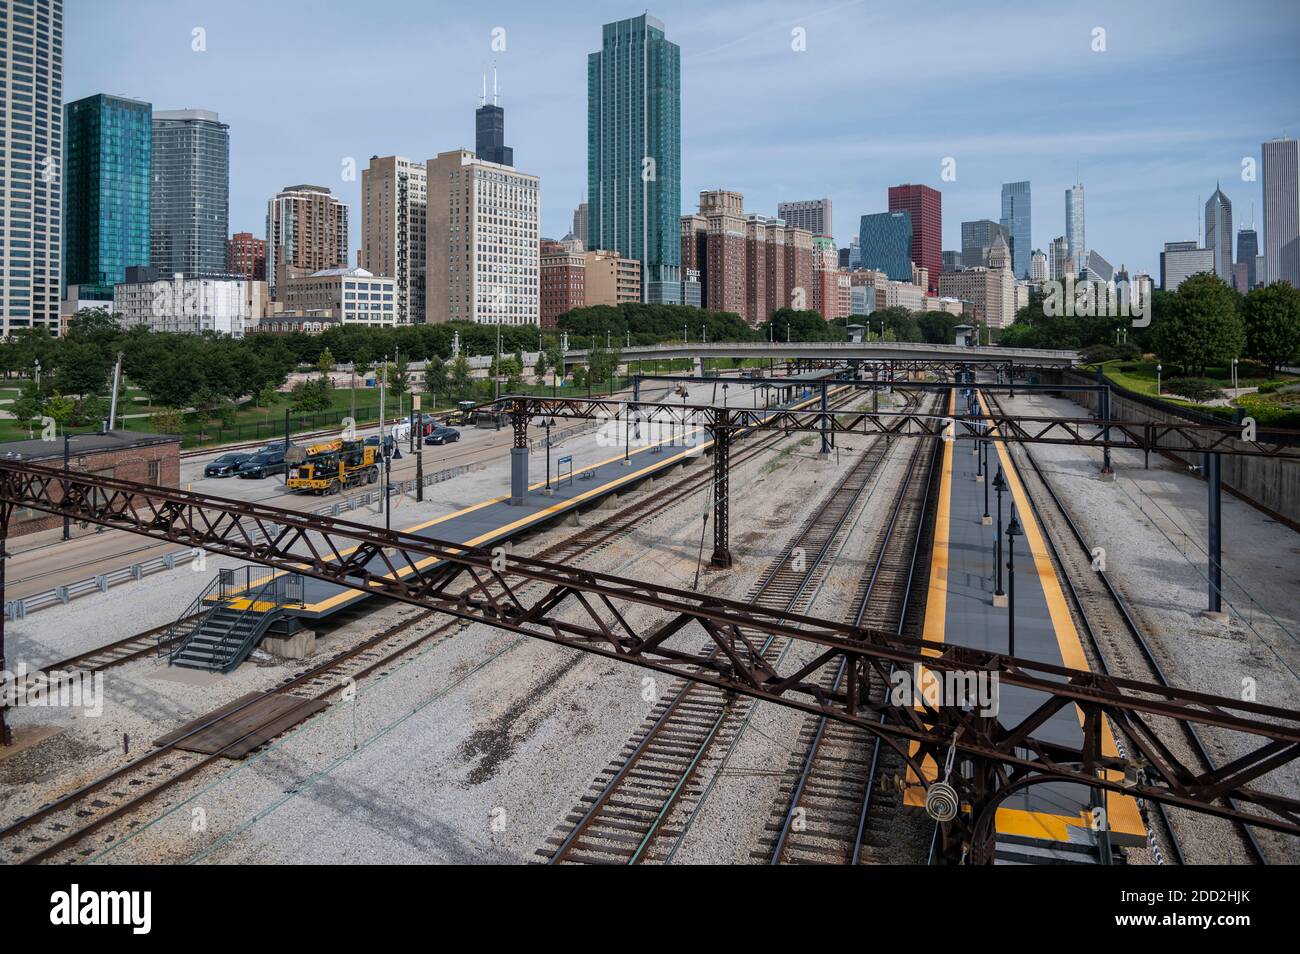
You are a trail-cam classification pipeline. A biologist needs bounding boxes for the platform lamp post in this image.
[542,416,555,494]
[981,439,992,524]
[1005,507,1023,657]
[992,467,1007,604]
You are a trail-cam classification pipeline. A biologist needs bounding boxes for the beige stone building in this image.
[279,266,397,326]
[938,234,1016,327]
[360,156,427,324]
[584,249,641,306]
[425,149,539,324]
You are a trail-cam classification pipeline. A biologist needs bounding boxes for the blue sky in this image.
[67,0,1300,278]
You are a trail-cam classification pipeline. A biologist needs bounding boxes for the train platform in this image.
[908,388,1145,861]
[224,385,841,624]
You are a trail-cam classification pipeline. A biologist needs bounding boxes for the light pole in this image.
[981,440,991,524]
[1156,363,1162,396]
[992,467,1007,603]
[1231,356,1238,396]
[542,416,555,494]
[1006,507,1023,657]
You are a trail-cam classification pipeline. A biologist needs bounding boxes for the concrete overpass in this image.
[561,340,1079,368]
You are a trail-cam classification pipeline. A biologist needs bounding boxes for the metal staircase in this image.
[161,567,304,673]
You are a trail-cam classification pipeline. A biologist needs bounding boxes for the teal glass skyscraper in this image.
[587,14,681,304]
[63,94,152,299]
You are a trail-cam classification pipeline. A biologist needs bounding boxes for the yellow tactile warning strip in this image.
[979,391,1144,842]
[904,388,1143,850]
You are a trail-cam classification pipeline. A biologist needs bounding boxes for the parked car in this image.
[424,425,461,446]
[237,447,290,479]
[204,452,251,478]
[363,434,396,455]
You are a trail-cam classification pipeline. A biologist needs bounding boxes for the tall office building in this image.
[1261,138,1300,287]
[588,14,681,304]
[1,0,63,335]
[1000,180,1031,278]
[360,156,427,324]
[1065,182,1085,274]
[572,201,588,248]
[1237,226,1258,290]
[1030,249,1048,282]
[425,148,539,324]
[1160,241,1214,291]
[777,199,832,238]
[1049,235,1070,280]
[63,94,151,301]
[151,109,229,279]
[266,184,349,297]
[475,67,513,167]
[859,211,913,282]
[1204,185,1233,283]
[887,184,940,293]
[960,219,1008,269]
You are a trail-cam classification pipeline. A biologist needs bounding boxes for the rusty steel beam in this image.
[1,460,1298,856]
[496,395,1300,460]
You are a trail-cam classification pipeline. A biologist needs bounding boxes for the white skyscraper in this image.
[1262,138,1300,288]
[1,0,62,336]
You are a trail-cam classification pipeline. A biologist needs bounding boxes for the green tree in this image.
[11,381,44,435]
[44,391,74,428]
[149,407,185,434]
[1243,282,1300,373]
[449,354,472,398]
[317,347,336,385]
[424,356,448,400]
[54,341,110,396]
[1153,273,1245,376]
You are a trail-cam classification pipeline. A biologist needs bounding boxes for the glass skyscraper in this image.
[587,14,681,304]
[63,94,152,299]
[1065,182,1085,274]
[1261,137,1300,288]
[1000,180,1031,278]
[0,0,63,336]
[151,108,229,278]
[1204,185,1233,284]
[859,211,912,281]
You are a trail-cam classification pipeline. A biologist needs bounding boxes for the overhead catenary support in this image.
[819,382,830,454]
[710,407,732,568]
[1207,450,1222,615]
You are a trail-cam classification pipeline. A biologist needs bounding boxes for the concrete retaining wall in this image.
[1057,371,1300,527]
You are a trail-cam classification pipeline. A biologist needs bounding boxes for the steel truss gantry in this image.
[0,460,1296,863]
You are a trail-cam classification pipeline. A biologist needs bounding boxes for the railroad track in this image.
[759,425,941,864]
[0,385,855,865]
[539,401,919,865]
[980,387,1269,866]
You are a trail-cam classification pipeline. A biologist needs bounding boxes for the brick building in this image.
[540,237,585,327]
[227,231,267,281]
[0,432,180,538]
[680,190,813,325]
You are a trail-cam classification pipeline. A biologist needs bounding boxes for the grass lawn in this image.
[1092,359,1298,400]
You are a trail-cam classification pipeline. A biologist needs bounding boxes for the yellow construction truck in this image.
[285,439,381,495]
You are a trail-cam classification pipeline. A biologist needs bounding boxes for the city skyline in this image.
[63,0,1300,281]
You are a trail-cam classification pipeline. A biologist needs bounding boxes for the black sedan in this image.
[237,448,289,479]
[424,426,461,446]
[204,453,251,478]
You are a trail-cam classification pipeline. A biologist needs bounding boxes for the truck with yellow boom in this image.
[284,439,381,495]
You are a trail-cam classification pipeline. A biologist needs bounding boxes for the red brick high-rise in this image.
[227,231,267,281]
[888,184,941,294]
[539,237,585,328]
